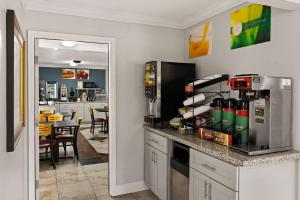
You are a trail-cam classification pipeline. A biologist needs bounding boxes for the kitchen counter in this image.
[144,124,300,167]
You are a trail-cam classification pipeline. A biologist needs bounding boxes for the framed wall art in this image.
[6,9,26,152]
[230,4,271,49]
[76,69,89,80]
[189,21,212,58]
[62,69,76,79]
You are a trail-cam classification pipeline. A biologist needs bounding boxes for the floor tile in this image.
[39,190,59,200]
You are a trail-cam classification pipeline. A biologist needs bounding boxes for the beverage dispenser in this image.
[228,74,293,155]
[144,61,195,125]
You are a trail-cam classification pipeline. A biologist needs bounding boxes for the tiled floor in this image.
[39,160,158,200]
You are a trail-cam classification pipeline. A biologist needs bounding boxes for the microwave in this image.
[83,82,97,88]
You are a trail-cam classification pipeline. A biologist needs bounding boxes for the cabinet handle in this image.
[154,152,156,164]
[208,183,212,200]
[152,152,154,162]
[201,163,216,172]
[204,180,208,199]
[150,139,159,144]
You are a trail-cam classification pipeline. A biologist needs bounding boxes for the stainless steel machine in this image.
[144,61,195,124]
[228,74,293,155]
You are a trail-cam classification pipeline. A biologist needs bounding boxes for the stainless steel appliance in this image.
[144,61,195,124]
[171,142,189,200]
[228,74,292,155]
[39,80,47,102]
[46,81,58,100]
[83,82,97,88]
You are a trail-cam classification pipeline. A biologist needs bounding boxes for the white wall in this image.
[185,5,300,149]
[25,11,185,186]
[0,0,28,200]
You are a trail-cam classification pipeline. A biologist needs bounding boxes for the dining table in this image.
[60,112,72,118]
[95,107,109,133]
[40,120,79,161]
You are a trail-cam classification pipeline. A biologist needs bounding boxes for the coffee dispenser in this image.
[144,61,195,124]
[228,74,292,155]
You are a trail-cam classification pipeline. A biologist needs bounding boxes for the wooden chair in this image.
[88,107,106,134]
[47,114,64,122]
[40,107,55,114]
[38,114,47,122]
[39,124,56,169]
[55,117,83,159]
[70,110,77,120]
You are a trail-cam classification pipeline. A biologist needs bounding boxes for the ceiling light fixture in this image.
[62,41,77,47]
[70,62,77,67]
[70,60,81,67]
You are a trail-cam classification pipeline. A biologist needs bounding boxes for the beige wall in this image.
[24,10,186,186]
[0,0,28,200]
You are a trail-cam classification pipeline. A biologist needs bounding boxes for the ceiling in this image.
[38,39,108,68]
[21,0,245,29]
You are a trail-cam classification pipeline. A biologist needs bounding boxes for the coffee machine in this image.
[228,74,292,155]
[144,61,195,124]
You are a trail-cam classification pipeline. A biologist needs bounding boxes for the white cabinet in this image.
[189,168,209,200]
[145,144,155,190]
[189,168,238,200]
[145,130,168,200]
[58,103,84,120]
[145,144,168,200]
[155,148,168,200]
[56,102,108,122]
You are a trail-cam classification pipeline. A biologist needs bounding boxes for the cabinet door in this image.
[83,105,91,122]
[145,145,155,192]
[210,179,238,200]
[189,168,208,200]
[155,149,168,200]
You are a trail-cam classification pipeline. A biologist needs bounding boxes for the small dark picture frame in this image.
[6,9,26,152]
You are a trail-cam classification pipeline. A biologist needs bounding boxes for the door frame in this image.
[27,31,117,199]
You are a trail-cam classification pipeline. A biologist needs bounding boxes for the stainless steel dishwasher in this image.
[171,142,189,200]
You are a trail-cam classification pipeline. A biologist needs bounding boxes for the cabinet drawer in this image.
[145,130,168,154]
[190,168,238,200]
[190,149,238,191]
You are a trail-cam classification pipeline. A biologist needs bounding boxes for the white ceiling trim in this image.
[182,0,245,29]
[247,0,300,10]
[39,63,108,70]
[21,0,300,29]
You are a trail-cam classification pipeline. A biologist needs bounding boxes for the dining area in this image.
[38,111,81,169]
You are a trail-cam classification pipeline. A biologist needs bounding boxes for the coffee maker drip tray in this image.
[144,116,161,124]
[229,144,292,156]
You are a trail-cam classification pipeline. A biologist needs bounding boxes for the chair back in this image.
[40,107,55,114]
[71,110,77,120]
[76,117,83,125]
[47,114,64,122]
[38,114,47,122]
[88,107,95,121]
[39,124,53,137]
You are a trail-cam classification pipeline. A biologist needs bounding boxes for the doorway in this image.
[28,32,117,200]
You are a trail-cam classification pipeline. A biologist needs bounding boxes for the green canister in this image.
[210,98,223,131]
[222,98,237,133]
[235,100,249,144]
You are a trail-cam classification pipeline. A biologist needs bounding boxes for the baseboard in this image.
[113,181,148,196]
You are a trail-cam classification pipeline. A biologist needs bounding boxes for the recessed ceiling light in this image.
[70,62,77,67]
[70,60,81,67]
[62,41,77,47]
[54,47,58,51]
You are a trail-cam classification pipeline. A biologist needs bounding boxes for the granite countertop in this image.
[144,125,300,167]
